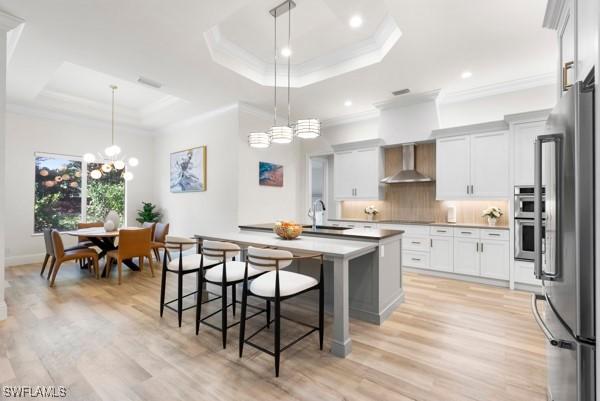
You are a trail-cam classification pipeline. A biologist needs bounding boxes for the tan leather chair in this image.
[49,230,100,287]
[106,228,154,284]
[142,222,156,240]
[150,223,170,262]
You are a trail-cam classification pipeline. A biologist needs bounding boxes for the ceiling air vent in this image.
[137,76,162,89]
[392,88,410,96]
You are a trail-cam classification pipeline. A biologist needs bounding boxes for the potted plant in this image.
[364,205,379,221]
[482,206,503,226]
[136,201,162,224]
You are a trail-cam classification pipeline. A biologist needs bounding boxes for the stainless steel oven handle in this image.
[531,294,573,349]
[534,134,562,280]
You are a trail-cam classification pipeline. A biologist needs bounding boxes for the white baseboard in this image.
[0,301,6,321]
[5,252,45,267]
[403,266,509,288]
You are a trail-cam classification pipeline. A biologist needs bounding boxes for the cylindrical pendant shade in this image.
[295,119,321,139]
[269,126,293,144]
[248,132,271,148]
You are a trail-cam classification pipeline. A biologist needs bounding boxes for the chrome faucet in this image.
[308,200,326,231]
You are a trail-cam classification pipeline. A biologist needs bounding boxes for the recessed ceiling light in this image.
[349,15,363,29]
[461,71,473,79]
[344,100,353,107]
[281,47,292,57]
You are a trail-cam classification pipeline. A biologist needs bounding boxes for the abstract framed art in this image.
[259,161,283,187]
[170,146,207,193]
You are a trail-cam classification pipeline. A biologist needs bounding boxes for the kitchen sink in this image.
[302,225,352,231]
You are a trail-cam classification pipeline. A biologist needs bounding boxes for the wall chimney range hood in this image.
[381,143,434,184]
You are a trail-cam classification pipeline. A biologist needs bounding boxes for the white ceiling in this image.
[1,0,557,131]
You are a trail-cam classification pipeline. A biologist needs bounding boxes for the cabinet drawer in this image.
[381,224,430,237]
[403,236,430,251]
[481,229,508,241]
[402,250,429,269]
[429,226,453,237]
[453,228,480,238]
[514,261,541,286]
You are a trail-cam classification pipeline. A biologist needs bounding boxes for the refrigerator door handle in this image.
[534,134,562,280]
[531,294,574,349]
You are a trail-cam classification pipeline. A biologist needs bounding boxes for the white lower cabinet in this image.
[429,236,453,272]
[479,240,509,280]
[453,237,480,276]
[402,250,429,269]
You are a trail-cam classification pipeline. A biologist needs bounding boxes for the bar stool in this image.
[196,240,267,348]
[160,235,203,327]
[239,246,324,377]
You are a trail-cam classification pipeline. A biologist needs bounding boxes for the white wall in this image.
[4,110,156,266]
[437,84,556,128]
[237,109,302,225]
[153,104,302,237]
[154,106,240,237]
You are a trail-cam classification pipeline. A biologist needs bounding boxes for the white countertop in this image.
[195,230,379,258]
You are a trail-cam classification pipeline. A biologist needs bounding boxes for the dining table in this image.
[63,227,142,275]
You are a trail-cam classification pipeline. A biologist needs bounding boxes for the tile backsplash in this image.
[340,143,510,226]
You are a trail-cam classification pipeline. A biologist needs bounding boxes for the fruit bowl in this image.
[273,221,303,240]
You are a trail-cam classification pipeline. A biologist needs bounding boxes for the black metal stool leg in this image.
[239,280,248,357]
[196,270,202,335]
[232,284,236,316]
[274,297,281,377]
[266,300,271,328]
[177,271,183,327]
[160,263,167,317]
[221,284,227,348]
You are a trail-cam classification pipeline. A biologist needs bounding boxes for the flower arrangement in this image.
[482,206,503,226]
[364,205,379,221]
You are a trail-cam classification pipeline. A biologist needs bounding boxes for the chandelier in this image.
[248,0,320,149]
[82,85,138,181]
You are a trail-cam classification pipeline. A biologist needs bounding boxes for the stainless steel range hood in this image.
[381,144,434,183]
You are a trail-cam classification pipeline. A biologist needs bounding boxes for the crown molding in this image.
[504,108,552,124]
[0,10,23,32]
[331,138,385,152]
[432,120,508,138]
[7,102,152,136]
[321,109,379,128]
[374,89,441,110]
[543,0,567,30]
[205,14,401,88]
[438,72,556,104]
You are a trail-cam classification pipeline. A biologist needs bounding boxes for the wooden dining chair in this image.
[106,228,154,284]
[150,223,170,262]
[41,228,56,278]
[49,230,100,287]
[77,221,104,246]
[142,222,157,240]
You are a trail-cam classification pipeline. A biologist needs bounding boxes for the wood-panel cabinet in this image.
[436,131,509,200]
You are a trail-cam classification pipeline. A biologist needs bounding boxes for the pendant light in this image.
[83,85,138,181]
[247,0,320,148]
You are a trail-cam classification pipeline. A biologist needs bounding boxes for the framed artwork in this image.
[259,161,283,187]
[170,146,207,193]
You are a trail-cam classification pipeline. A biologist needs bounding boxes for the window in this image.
[34,153,126,233]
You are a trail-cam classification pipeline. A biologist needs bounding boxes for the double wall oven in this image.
[514,185,545,261]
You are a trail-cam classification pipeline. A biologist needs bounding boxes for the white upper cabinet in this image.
[436,136,471,199]
[513,119,550,186]
[435,126,509,200]
[333,140,383,201]
[470,131,509,198]
[333,151,355,199]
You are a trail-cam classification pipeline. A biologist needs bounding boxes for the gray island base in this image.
[195,225,404,357]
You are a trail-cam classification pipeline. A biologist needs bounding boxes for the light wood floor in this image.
[0,261,547,401]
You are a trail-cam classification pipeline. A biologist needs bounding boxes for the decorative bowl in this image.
[273,221,303,240]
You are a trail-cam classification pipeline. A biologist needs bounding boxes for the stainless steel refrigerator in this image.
[531,80,595,401]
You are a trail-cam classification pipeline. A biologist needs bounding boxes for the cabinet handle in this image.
[436,230,446,233]
[488,233,501,237]
[470,184,474,194]
[411,258,421,262]
[411,241,421,245]
[480,242,484,253]
[476,242,479,252]
[562,61,574,92]
[430,239,433,247]
[461,231,472,235]
[466,185,470,195]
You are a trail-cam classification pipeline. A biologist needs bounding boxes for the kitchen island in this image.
[195,224,404,357]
